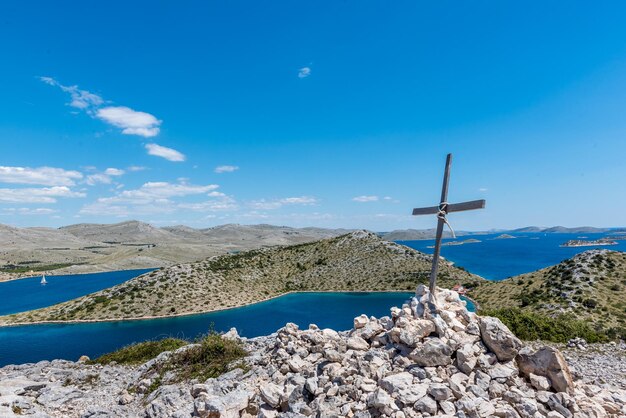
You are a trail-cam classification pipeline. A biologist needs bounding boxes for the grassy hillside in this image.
[473,250,626,338]
[0,231,480,324]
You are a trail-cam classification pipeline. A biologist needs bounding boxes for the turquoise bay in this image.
[0,292,473,366]
[0,269,154,316]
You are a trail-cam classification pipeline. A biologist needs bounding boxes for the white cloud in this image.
[1,207,58,215]
[85,174,112,186]
[96,106,161,137]
[0,186,85,203]
[145,143,186,162]
[479,187,488,192]
[178,195,238,212]
[105,168,125,176]
[41,77,162,139]
[39,77,103,110]
[0,166,83,186]
[80,181,224,216]
[115,182,218,201]
[298,67,311,78]
[352,195,379,202]
[280,197,318,205]
[383,196,393,200]
[214,165,239,174]
[127,165,147,172]
[85,168,125,186]
[249,196,319,210]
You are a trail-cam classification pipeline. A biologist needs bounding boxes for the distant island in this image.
[560,239,618,247]
[494,234,516,239]
[512,226,625,234]
[606,235,626,241]
[427,238,481,248]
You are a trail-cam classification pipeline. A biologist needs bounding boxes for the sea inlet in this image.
[0,291,475,366]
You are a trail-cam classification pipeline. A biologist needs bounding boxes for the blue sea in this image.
[398,232,626,281]
[0,269,154,316]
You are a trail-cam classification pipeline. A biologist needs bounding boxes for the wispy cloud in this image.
[116,181,218,201]
[178,195,238,212]
[127,165,147,172]
[479,187,488,192]
[80,181,226,216]
[0,166,83,186]
[0,186,85,203]
[1,207,58,216]
[249,196,318,210]
[214,165,239,174]
[298,67,311,78]
[352,195,379,202]
[96,106,161,138]
[41,76,165,141]
[145,144,186,162]
[85,168,125,186]
[39,77,103,110]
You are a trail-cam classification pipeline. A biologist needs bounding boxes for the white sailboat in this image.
[40,273,47,285]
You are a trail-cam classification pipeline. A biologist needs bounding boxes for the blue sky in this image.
[1,1,625,231]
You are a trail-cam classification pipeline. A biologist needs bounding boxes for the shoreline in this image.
[0,266,162,284]
[0,289,438,328]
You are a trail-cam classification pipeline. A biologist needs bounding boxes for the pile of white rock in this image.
[1,285,625,417]
[187,286,625,418]
[566,338,588,351]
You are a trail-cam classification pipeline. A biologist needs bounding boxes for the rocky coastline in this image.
[559,240,617,248]
[1,287,624,417]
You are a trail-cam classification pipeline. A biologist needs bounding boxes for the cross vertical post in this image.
[429,153,452,302]
[411,153,486,306]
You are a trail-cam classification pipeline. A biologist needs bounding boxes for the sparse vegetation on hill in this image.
[93,333,247,385]
[481,308,608,343]
[0,231,480,324]
[473,250,626,339]
[92,338,188,365]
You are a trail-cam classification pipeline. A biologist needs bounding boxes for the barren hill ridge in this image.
[0,221,352,277]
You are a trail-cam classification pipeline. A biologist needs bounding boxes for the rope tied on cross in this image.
[437,202,456,239]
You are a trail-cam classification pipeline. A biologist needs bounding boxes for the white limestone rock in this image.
[478,316,522,362]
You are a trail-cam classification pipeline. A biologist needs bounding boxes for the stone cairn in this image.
[188,285,625,418]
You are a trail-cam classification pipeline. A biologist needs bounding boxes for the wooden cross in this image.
[412,153,485,304]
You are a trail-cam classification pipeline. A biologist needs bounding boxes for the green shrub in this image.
[91,337,188,365]
[582,298,598,309]
[481,308,608,343]
[166,333,248,381]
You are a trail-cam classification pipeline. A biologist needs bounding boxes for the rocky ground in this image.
[1,287,624,418]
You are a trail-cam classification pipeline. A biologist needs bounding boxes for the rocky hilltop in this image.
[0,222,350,280]
[472,250,626,333]
[0,232,480,324]
[1,287,624,417]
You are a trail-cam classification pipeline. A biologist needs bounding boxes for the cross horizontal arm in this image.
[447,199,486,213]
[412,199,485,216]
[411,205,439,215]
